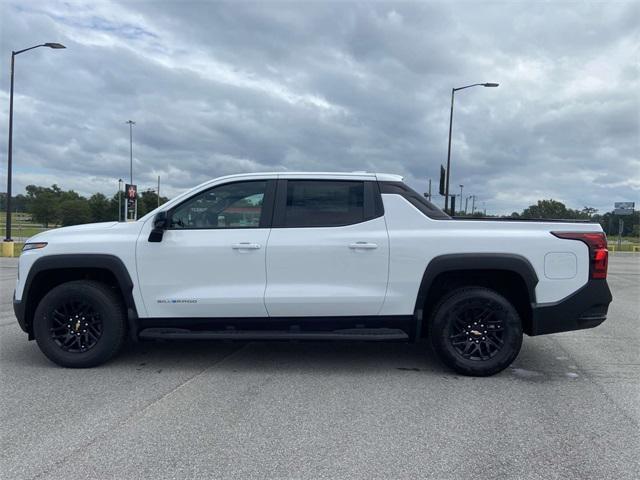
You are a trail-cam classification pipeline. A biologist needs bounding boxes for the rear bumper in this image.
[530,279,612,336]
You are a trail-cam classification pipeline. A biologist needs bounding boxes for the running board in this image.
[138,327,409,342]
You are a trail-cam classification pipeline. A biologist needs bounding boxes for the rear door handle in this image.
[232,242,261,250]
[349,242,378,250]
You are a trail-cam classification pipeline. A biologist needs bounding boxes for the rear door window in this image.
[283,180,365,228]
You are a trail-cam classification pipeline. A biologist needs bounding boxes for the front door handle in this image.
[232,242,261,250]
[349,242,378,250]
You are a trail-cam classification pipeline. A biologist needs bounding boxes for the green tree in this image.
[521,199,570,219]
[108,192,121,221]
[25,185,61,227]
[58,198,91,226]
[0,193,28,212]
[518,199,593,220]
[88,193,112,223]
[137,191,169,218]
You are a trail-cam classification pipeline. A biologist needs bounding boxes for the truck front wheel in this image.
[33,280,127,368]
[428,287,523,376]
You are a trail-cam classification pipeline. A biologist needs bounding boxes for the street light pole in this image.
[3,43,65,244]
[444,82,499,215]
[444,88,455,214]
[126,120,135,185]
[4,53,16,242]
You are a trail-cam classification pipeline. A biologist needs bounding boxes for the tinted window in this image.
[170,181,266,229]
[284,180,365,227]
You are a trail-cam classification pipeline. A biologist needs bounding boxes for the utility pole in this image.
[617,218,624,251]
[126,120,135,185]
[471,195,476,214]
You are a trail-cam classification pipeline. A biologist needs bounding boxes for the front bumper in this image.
[530,279,612,336]
[13,292,28,334]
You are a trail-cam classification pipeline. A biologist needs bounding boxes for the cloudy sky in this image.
[1,0,638,214]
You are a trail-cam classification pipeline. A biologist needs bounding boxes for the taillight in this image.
[552,232,608,279]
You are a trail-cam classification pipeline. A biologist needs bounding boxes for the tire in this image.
[428,287,523,376]
[33,280,126,368]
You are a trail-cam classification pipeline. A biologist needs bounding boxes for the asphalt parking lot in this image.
[0,255,638,480]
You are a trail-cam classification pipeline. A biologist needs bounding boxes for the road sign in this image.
[614,202,634,216]
[439,165,446,196]
[125,184,138,221]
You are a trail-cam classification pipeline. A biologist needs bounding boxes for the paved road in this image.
[1,255,638,479]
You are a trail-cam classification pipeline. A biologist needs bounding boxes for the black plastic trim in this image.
[414,253,539,336]
[379,181,450,219]
[530,279,612,335]
[452,216,594,223]
[138,315,414,338]
[139,327,409,342]
[13,295,27,333]
[19,254,138,339]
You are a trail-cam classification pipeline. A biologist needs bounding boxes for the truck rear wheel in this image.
[33,281,126,368]
[428,287,523,376]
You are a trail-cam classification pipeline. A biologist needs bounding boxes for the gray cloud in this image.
[0,0,638,214]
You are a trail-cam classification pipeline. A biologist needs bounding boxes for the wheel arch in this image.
[20,254,138,340]
[414,254,539,337]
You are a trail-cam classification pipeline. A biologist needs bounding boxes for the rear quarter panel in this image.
[380,195,594,315]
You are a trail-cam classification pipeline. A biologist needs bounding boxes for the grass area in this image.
[608,236,640,252]
[0,212,56,239]
[0,226,51,239]
[609,243,640,252]
[617,236,640,244]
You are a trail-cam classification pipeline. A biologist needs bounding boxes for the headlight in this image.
[22,242,48,252]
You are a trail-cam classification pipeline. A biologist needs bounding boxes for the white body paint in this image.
[16,172,598,319]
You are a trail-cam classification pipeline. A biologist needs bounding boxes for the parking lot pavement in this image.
[1,255,638,480]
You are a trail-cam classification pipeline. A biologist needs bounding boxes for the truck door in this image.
[136,179,275,318]
[264,179,389,316]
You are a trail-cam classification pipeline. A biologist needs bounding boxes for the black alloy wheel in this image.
[447,298,507,361]
[48,299,103,353]
[33,280,126,368]
[428,287,523,376]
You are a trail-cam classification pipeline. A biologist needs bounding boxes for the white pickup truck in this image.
[14,172,612,375]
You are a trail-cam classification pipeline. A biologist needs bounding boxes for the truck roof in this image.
[210,171,404,182]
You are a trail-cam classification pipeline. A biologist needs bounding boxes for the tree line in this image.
[0,185,168,227]
[508,199,638,236]
[452,198,637,236]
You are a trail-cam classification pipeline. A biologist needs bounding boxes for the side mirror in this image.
[148,211,168,242]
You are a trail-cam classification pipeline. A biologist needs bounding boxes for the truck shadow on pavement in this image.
[111,339,561,380]
[7,334,571,381]
[119,340,448,373]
